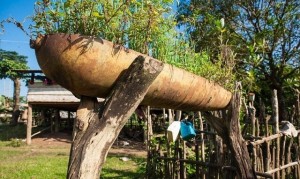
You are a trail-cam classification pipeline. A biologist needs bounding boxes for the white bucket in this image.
[167,121,181,143]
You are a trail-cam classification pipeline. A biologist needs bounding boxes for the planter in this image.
[32,33,232,111]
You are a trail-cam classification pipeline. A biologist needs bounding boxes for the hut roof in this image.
[27,82,80,111]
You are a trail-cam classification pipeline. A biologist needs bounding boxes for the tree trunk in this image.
[10,78,21,126]
[26,104,32,145]
[67,56,163,179]
[204,83,257,179]
[276,86,287,121]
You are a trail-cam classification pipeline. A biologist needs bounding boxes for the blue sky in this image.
[0,0,39,97]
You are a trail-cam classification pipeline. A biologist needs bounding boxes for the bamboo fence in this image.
[147,90,300,179]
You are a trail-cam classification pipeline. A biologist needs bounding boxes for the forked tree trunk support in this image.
[67,56,163,179]
[204,83,257,179]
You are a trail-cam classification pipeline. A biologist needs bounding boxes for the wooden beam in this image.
[31,126,51,138]
[250,130,300,146]
[266,161,300,174]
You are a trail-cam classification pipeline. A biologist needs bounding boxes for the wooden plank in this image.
[31,126,51,138]
[266,161,300,174]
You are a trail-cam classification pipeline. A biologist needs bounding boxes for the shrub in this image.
[7,138,24,147]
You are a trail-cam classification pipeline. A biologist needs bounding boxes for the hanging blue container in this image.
[180,121,196,140]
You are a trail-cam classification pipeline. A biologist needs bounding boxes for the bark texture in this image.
[10,78,20,126]
[204,83,257,179]
[67,56,163,179]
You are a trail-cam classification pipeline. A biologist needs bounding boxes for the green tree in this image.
[31,0,174,56]
[0,49,29,125]
[177,0,300,120]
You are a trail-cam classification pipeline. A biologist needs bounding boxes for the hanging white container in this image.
[167,121,181,143]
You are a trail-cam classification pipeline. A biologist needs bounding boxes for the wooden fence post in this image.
[26,104,32,145]
[198,112,206,179]
[272,90,280,179]
[204,83,257,179]
[168,109,174,124]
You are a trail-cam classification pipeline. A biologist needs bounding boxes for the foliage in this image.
[177,0,300,88]
[177,0,300,118]
[164,33,236,90]
[0,115,11,124]
[0,49,29,80]
[0,49,29,125]
[0,95,12,111]
[31,0,173,54]
[7,138,24,147]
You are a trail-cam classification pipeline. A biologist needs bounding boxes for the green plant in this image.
[31,0,174,54]
[0,114,11,124]
[7,138,24,147]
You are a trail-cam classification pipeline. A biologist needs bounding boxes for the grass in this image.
[101,156,146,178]
[0,147,69,178]
[0,124,146,179]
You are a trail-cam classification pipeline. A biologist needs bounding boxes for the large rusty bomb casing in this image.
[34,34,232,111]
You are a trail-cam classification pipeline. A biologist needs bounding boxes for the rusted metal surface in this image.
[33,33,232,111]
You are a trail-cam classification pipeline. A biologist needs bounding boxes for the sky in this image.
[0,0,39,97]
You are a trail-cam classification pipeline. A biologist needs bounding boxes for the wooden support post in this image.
[67,56,163,179]
[175,110,182,121]
[195,144,200,179]
[198,111,206,179]
[281,136,287,178]
[179,147,184,179]
[67,111,71,129]
[26,104,32,145]
[147,106,153,145]
[286,138,293,175]
[204,83,257,179]
[182,140,186,179]
[168,109,174,124]
[55,109,59,132]
[162,108,166,125]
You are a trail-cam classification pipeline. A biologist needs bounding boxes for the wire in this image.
[0,39,28,44]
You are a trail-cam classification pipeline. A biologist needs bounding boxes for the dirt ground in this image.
[31,132,147,157]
